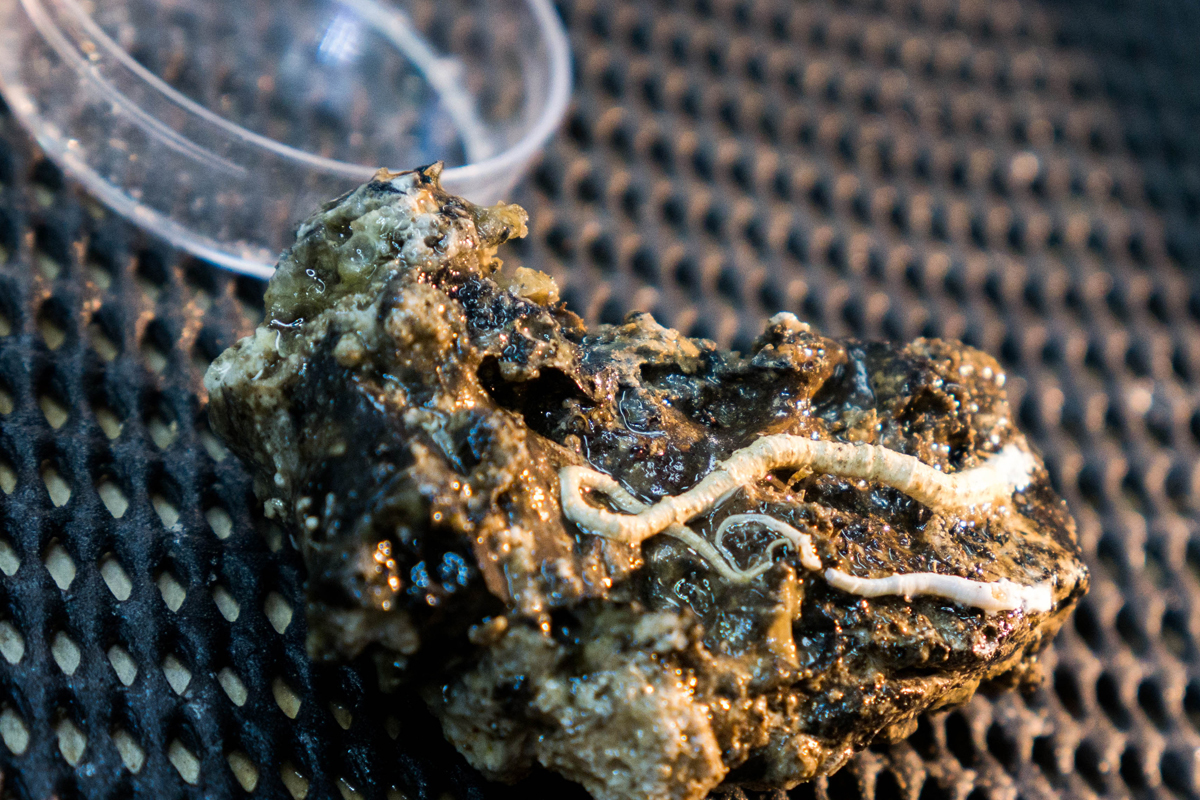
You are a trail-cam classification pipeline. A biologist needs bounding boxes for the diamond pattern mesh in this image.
[1,0,1199,798]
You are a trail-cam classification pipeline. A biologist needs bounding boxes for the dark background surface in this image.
[1,0,1199,798]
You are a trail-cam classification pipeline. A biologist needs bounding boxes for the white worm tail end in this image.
[824,569,1053,613]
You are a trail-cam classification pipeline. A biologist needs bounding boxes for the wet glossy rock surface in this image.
[205,167,1088,800]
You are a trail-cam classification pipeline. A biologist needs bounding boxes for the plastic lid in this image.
[0,0,571,276]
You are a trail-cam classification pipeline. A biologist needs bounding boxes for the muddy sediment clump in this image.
[205,165,1088,800]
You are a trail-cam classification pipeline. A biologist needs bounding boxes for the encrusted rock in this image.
[205,165,1088,800]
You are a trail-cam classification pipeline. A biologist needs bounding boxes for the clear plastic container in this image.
[0,0,571,276]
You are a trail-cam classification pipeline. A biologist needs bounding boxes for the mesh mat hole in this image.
[93,399,123,440]
[944,712,975,766]
[55,717,86,767]
[99,554,132,600]
[1161,749,1195,796]
[107,645,137,686]
[338,778,365,800]
[212,585,240,622]
[1176,614,1200,662]
[281,762,310,799]
[228,750,259,791]
[43,541,75,590]
[152,494,181,530]
[218,668,248,707]
[985,723,1017,774]
[199,422,230,462]
[1096,672,1132,730]
[1072,601,1104,653]
[1116,603,1150,654]
[262,522,285,553]
[162,654,192,695]
[36,304,66,351]
[168,739,201,785]
[36,392,68,430]
[141,322,172,374]
[205,504,233,539]
[1032,734,1059,779]
[156,570,186,612]
[0,708,29,756]
[50,631,80,676]
[874,772,903,800]
[1120,746,1146,792]
[0,622,24,665]
[330,703,353,731]
[824,768,859,800]
[112,729,145,774]
[86,318,120,362]
[0,537,18,576]
[1075,739,1108,794]
[273,678,302,719]
[0,454,14,495]
[265,592,294,634]
[1185,681,1200,734]
[96,479,129,519]
[40,463,70,507]
[34,250,62,283]
[147,405,179,450]
[83,250,114,293]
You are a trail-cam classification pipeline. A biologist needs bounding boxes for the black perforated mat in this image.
[2,0,1200,798]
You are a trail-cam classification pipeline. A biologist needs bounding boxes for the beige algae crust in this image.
[205,165,1089,800]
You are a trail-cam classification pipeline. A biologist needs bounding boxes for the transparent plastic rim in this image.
[0,0,572,277]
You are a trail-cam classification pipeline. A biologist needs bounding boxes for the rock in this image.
[205,165,1088,800]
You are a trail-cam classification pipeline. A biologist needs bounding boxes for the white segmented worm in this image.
[560,436,1051,614]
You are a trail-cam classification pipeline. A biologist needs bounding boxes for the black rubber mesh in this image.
[2,0,1200,798]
